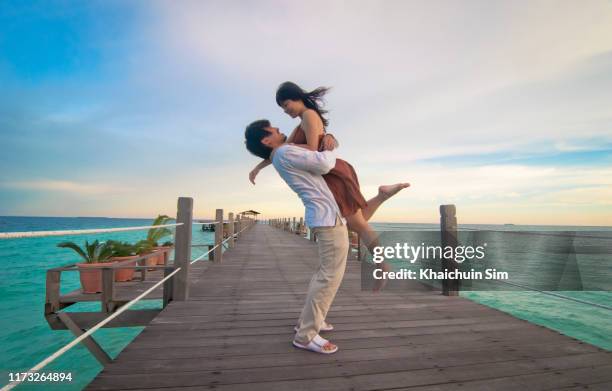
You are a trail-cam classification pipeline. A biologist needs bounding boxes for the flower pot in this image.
[77,261,115,294]
[110,256,139,282]
[142,251,158,271]
[154,246,173,265]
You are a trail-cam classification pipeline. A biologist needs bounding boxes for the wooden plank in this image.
[47,310,161,330]
[87,357,612,390]
[94,340,603,376]
[57,312,112,366]
[114,330,588,361]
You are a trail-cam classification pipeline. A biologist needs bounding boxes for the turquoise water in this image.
[370,222,612,351]
[0,216,216,390]
[0,218,610,390]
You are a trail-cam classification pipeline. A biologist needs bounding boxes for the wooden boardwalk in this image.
[87,224,612,390]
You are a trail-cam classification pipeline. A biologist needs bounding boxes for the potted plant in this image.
[107,241,139,282]
[135,239,157,271]
[57,240,114,294]
[155,240,174,265]
[144,215,174,266]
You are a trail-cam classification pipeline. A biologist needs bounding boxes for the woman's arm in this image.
[249,159,271,185]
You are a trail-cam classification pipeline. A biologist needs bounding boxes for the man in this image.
[245,119,348,354]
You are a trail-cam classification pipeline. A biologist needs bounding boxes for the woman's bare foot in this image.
[378,183,410,201]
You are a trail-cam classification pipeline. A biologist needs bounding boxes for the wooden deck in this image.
[86,223,612,390]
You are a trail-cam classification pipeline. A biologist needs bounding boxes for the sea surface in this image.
[0,217,610,389]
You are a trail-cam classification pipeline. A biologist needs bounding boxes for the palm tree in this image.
[146,214,173,246]
[57,240,113,264]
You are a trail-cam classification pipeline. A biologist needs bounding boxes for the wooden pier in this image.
[86,222,612,390]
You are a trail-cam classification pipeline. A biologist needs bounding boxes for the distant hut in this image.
[240,210,261,220]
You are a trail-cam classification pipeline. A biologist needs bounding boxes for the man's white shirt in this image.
[271,144,345,228]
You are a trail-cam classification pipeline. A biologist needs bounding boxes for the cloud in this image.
[0,180,129,195]
[357,162,612,206]
[137,0,612,166]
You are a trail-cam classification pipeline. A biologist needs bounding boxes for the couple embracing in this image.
[244,82,409,354]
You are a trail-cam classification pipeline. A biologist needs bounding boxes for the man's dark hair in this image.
[245,119,273,159]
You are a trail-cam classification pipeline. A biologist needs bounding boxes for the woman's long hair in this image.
[276,81,330,127]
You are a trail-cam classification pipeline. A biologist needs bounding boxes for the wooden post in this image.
[236,215,242,238]
[228,212,235,248]
[45,270,61,316]
[440,204,460,296]
[207,245,214,260]
[57,312,112,365]
[292,217,296,233]
[101,267,115,313]
[214,209,223,262]
[173,197,193,301]
[299,217,304,236]
[162,266,174,308]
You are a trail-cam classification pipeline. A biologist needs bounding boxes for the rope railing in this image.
[1,201,257,391]
[190,224,250,264]
[0,223,183,240]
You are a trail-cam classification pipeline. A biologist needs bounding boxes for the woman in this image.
[249,82,409,272]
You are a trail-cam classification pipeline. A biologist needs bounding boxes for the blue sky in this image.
[1,0,611,225]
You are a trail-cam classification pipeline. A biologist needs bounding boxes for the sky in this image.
[1,0,611,226]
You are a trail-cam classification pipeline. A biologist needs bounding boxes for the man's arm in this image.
[249,159,271,184]
[280,146,337,175]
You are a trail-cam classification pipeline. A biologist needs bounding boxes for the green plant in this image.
[107,241,137,257]
[161,240,173,247]
[135,239,154,255]
[146,215,173,247]
[57,240,113,264]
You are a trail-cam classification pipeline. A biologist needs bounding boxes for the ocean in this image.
[0,217,610,390]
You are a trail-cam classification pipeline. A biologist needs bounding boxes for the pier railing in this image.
[267,216,363,262]
[267,205,611,306]
[267,205,473,296]
[0,197,256,391]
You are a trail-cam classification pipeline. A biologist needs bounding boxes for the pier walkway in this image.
[86,223,612,390]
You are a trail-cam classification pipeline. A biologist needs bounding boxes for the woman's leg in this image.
[346,209,390,291]
[361,183,410,221]
[346,209,379,254]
